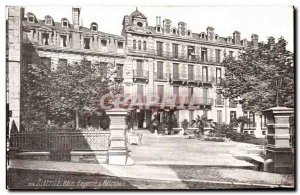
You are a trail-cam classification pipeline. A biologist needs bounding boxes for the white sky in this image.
[24,6,294,52]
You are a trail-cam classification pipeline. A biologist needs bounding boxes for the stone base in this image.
[16,152,50,161]
[266,147,294,173]
[108,149,128,165]
[70,151,108,164]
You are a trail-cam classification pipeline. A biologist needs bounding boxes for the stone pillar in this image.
[262,107,294,173]
[7,6,24,132]
[106,108,129,165]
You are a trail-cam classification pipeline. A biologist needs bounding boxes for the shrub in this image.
[181,119,189,131]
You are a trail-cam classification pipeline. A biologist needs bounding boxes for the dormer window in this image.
[227,37,232,43]
[187,31,191,36]
[137,22,143,27]
[91,22,98,31]
[45,15,53,26]
[215,35,219,41]
[26,12,36,23]
[172,28,177,35]
[61,18,69,28]
[200,33,205,39]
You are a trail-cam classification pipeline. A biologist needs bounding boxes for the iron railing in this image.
[133,69,149,78]
[128,48,223,64]
[154,72,170,80]
[9,131,111,152]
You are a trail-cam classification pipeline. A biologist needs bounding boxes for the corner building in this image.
[7,7,267,137]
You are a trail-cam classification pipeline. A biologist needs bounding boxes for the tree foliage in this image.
[219,37,294,112]
[21,57,121,131]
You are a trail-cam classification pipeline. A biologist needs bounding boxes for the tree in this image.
[191,115,210,135]
[21,57,121,131]
[219,37,294,112]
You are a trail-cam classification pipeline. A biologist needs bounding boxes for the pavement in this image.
[7,132,295,189]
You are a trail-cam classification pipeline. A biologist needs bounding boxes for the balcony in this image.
[114,74,124,82]
[154,72,170,81]
[127,48,223,64]
[194,75,215,86]
[170,73,188,84]
[133,69,149,83]
[215,98,225,106]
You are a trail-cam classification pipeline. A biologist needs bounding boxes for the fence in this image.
[9,131,111,152]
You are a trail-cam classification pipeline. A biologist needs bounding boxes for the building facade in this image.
[6,6,267,137]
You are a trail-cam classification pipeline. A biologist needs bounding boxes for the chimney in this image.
[233,31,241,45]
[156,16,158,25]
[268,36,275,49]
[206,26,215,41]
[159,16,161,26]
[251,34,259,49]
[178,22,186,36]
[163,19,171,34]
[72,7,81,30]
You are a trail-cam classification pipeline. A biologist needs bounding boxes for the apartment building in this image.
[6,6,267,137]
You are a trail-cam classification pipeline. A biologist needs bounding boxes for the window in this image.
[216,94,223,105]
[45,18,52,25]
[230,111,236,122]
[42,33,49,45]
[215,35,218,40]
[143,41,147,50]
[137,22,143,27]
[202,66,208,82]
[215,49,221,63]
[262,131,266,135]
[217,110,223,124]
[118,42,123,49]
[201,33,205,39]
[216,68,222,84]
[187,46,195,60]
[249,112,255,127]
[62,19,69,27]
[91,23,98,31]
[84,38,90,49]
[138,40,142,50]
[173,63,179,80]
[157,61,163,79]
[28,16,34,23]
[157,26,161,32]
[60,35,67,47]
[136,60,143,77]
[116,64,123,78]
[133,40,136,49]
[172,44,178,58]
[203,88,208,102]
[172,29,177,35]
[187,31,191,36]
[101,40,107,47]
[156,41,163,56]
[201,48,208,62]
[188,65,194,80]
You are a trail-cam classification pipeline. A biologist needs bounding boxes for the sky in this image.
[23,6,294,52]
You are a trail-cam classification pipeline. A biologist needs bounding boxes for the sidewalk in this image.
[8,159,294,189]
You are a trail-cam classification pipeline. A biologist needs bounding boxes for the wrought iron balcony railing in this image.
[133,69,149,78]
[128,48,223,64]
[154,72,170,81]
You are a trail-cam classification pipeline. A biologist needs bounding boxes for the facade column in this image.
[262,107,294,173]
[106,108,129,165]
